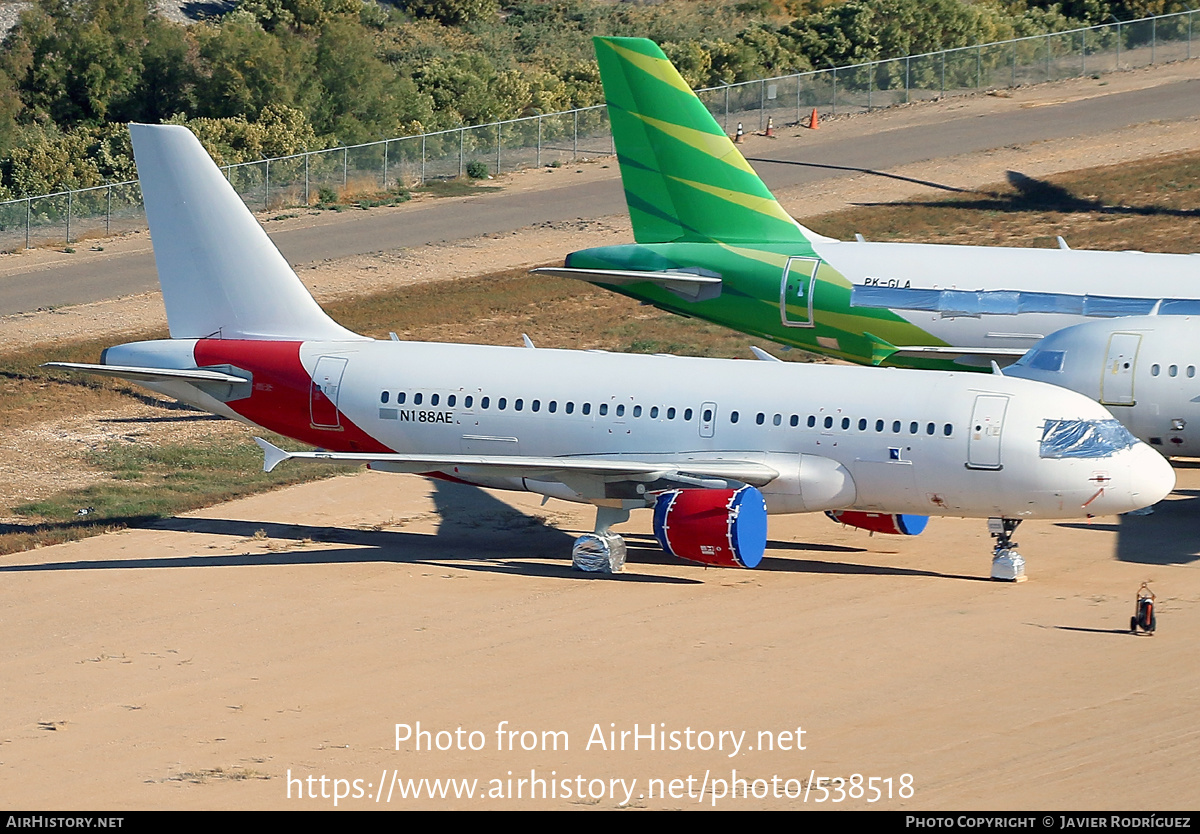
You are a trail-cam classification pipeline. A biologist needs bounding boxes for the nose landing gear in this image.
[988,517,1026,582]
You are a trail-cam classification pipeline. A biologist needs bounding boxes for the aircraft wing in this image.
[43,362,250,385]
[255,438,778,496]
[531,267,722,301]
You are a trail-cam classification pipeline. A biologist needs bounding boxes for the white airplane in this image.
[1007,315,1200,457]
[46,124,1175,582]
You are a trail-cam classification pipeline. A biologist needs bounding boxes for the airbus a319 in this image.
[47,124,1174,581]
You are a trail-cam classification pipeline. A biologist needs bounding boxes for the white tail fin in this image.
[129,123,364,341]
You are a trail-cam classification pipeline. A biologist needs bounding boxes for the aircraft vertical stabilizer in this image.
[593,36,815,246]
[129,123,364,342]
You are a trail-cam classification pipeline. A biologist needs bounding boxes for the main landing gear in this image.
[572,506,630,573]
[988,517,1026,582]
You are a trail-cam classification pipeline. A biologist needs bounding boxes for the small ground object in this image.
[1131,582,1156,635]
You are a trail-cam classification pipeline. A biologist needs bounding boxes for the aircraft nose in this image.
[1128,443,1176,510]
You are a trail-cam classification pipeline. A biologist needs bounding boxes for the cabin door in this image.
[310,356,348,429]
[966,394,1008,470]
[780,256,821,327]
[1100,332,1140,406]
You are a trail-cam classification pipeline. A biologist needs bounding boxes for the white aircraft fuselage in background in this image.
[47,124,1176,580]
[1009,315,1200,457]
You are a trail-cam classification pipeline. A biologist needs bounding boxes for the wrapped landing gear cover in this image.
[652,486,768,568]
[572,531,628,573]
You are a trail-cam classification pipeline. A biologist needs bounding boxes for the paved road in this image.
[1,76,1197,316]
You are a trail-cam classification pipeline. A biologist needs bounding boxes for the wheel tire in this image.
[1131,616,1139,633]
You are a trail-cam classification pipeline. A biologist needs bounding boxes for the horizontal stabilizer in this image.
[254,437,778,486]
[532,266,722,301]
[44,362,250,385]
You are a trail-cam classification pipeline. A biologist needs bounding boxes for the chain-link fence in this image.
[0,9,1194,252]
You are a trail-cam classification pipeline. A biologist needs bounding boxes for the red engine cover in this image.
[652,487,767,568]
[826,510,928,536]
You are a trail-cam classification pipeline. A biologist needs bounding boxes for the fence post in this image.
[458,129,463,178]
[940,51,946,95]
[106,185,111,236]
[304,153,309,205]
[264,158,270,210]
[25,196,30,249]
[573,109,578,160]
[1116,19,1122,68]
[537,116,542,168]
[1011,39,1016,87]
[383,140,388,190]
[867,62,873,110]
[724,84,730,133]
[342,147,348,190]
[422,133,427,183]
[759,80,765,130]
[905,56,910,103]
[796,74,801,123]
[832,67,837,114]
[1152,17,1157,63]
[66,189,72,245]
[496,122,501,175]
[977,44,982,88]
[1081,29,1086,76]
[1046,33,1051,81]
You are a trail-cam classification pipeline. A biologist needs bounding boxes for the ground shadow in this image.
[849,170,1200,220]
[1056,487,1200,565]
[746,156,972,194]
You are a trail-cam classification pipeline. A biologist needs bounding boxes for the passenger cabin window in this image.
[731,411,740,424]
[381,392,389,404]
[414,393,423,405]
[398,392,406,405]
[430,394,439,406]
[447,395,456,407]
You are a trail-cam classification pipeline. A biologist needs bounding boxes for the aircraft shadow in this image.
[1057,488,1200,565]
[0,480,698,584]
[851,170,1200,220]
[745,156,972,194]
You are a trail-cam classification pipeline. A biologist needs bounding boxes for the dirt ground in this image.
[0,466,1197,810]
[1,60,1200,810]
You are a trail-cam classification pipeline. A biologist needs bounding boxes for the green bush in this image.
[465,160,489,179]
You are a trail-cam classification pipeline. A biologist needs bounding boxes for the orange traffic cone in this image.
[808,108,819,130]
[765,117,774,137]
[734,122,745,143]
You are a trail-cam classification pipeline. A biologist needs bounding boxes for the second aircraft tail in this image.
[594,36,814,247]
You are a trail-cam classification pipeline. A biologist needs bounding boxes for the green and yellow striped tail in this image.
[595,36,810,246]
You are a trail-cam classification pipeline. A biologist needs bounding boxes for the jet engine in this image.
[826,510,928,536]
[652,486,768,568]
